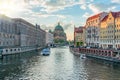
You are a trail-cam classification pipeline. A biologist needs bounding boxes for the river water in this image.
[0,46,120,80]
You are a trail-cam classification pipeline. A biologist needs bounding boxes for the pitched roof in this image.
[101,11,120,22]
[87,13,102,21]
[74,27,84,33]
[101,15,108,22]
[111,11,120,18]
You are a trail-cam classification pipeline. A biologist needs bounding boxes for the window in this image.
[18,49,20,51]
[3,42,5,45]
[10,35,12,38]
[10,49,12,51]
[6,50,8,52]
[6,42,8,45]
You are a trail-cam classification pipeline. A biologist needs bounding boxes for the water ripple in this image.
[0,47,120,80]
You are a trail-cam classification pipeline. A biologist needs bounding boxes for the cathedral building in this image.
[54,23,67,44]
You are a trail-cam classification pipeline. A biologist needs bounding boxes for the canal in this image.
[0,46,120,80]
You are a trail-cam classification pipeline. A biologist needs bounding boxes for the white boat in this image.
[80,54,86,59]
[41,48,50,56]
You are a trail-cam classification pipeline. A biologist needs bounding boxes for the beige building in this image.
[74,26,85,47]
[100,11,120,49]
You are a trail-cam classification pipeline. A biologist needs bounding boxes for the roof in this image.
[101,15,108,22]
[87,13,102,21]
[111,11,120,18]
[101,11,120,22]
[74,27,84,33]
[13,18,35,28]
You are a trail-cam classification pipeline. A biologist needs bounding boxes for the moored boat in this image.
[69,46,120,63]
[0,46,42,59]
[41,48,50,56]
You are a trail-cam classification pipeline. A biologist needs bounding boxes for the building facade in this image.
[0,14,46,48]
[46,31,54,46]
[14,18,46,47]
[0,15,19,48]
[100,11,120,49]
[85,12,107,48]
[54,23,67,44]
[74,26,85,47]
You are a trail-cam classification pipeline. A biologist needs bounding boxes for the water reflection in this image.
[0,47,120,80]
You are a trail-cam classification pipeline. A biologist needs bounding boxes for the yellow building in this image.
[115,12,120,49]
[100,11,120,49]
[100,15,108,49]
[74,26,85,47]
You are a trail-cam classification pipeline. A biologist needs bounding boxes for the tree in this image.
[80,41,83,46]
[76,42,80,47]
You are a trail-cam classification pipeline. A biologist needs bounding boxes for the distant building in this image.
[53,23,67,44]
[74,26,85,47]
[46,31,54,46]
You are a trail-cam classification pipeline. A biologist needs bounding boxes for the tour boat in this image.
[41,48,50,56]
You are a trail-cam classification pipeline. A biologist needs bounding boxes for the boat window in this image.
[112,52,118,57]
[6,49,8,52]
[10,49,12,51]
[18,49,20,51]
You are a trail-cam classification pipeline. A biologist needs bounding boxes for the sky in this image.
[0,0,120,40]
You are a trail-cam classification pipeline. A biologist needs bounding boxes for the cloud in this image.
[0,0,30,16]
[111,0,120,3]
[63,23,74,30]
[40,24,55,31]
[82,12,91,18]
[37,13,66,19]
[88,4,100,13]
[90,0,94,2]
[23,0,91,13]
[40,0,77,13]
[88,3,118,14]
[80,4,87,10]
[24,0,76,13]
[63,22,74,40]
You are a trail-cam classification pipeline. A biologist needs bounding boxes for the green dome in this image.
[55,23,63,31]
